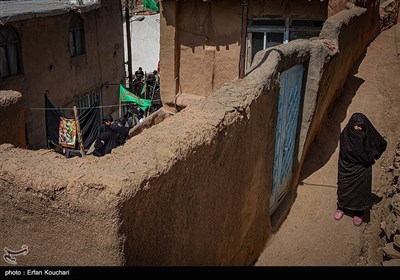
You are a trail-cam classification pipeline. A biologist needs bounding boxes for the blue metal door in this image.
[270,65,304,212]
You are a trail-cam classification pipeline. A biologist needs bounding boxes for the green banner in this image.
[144,0,159,12]
[119,85,151,111]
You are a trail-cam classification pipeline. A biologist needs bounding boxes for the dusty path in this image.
[256,23,400,266]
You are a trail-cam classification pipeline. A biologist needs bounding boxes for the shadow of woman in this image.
[299,73,365,182]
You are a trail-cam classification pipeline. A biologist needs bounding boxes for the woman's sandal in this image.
[353,216,363,226]
[334,210,344,221]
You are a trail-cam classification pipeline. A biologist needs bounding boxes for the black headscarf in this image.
[339,113,387,165]
[111,120,129,145]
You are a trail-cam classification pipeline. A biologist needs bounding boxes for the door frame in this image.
[270,64,304,213]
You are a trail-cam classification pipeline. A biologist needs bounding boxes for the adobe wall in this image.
[0,0,124,149]
[0,7,381,266]
[0,91,26,148]
[329,0,349,16]
[160,0,328,110]
[0,143,124,265]
[159,0,178,109]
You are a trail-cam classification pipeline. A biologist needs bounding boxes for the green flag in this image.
[144,0,159,12]
[119,85,151,111]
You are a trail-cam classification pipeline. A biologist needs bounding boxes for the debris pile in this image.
[380,0,400,31]
[379,136,400,266]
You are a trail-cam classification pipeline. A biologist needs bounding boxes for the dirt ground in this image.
[256,22,400,266]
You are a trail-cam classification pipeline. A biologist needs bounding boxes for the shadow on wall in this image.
[162,0,241,51]
[299,72,365,182]
[128,107,173,138]
[246,48,283,76]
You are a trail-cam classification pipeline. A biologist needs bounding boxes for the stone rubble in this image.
[379,0,400,31]
[379,136,400,264]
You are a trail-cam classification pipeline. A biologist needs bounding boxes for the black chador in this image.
[93,131,118,157]
[337,113,387,211]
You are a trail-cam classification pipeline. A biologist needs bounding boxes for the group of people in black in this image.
[50,66,161,158]
[93,65,162,157]
[132,66,162,113]
[49,114,130,158]
[124,103,144,128]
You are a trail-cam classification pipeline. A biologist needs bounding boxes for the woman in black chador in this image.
[334,113,387,226]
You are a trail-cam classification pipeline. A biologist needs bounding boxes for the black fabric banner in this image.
[45,94,100,150]
[78,102,100,149]
[45,94,65,147]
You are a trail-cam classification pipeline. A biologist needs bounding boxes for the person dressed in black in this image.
[153,70,159,84]
[124,107,134,129]
[151,71,162,113]
[334,113,387,226]
[99,114,114,133]
[133,67,144,95]
[93,114,123,157]
[134,67,144,82]
[111,118,129,145]
[127,103,144,125]
[93,130,118,157]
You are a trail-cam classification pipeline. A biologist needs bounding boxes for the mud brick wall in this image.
[0,91,26,148]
